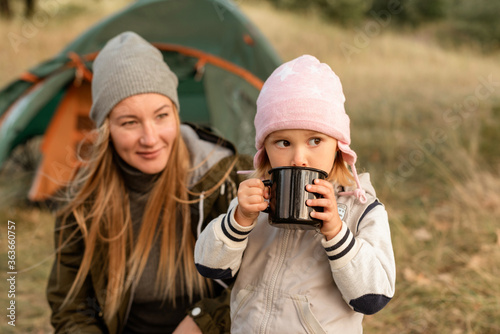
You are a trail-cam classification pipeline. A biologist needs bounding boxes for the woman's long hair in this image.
[57,108,217,322]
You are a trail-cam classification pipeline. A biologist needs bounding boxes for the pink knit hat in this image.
[254,55,367,203]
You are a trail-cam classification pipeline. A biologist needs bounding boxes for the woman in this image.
[46,31,251,333]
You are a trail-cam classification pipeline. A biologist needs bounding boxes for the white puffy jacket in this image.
[195,173,396,333]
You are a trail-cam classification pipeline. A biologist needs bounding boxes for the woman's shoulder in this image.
[181,123,235,167]
[181,123,253,188]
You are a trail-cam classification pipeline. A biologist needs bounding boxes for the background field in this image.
[1,0,499,333]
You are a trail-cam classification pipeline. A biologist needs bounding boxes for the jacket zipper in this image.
[259,229,291,334]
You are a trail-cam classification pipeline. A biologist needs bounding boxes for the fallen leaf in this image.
[403,267,431,286]
[414,227,432,241]
[466,254,484,270]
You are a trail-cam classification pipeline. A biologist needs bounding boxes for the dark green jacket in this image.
[46,124,253,333]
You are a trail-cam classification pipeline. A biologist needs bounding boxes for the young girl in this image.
[195,55,396,333]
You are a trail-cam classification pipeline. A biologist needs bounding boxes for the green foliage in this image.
[265,0,500,52]
[370,0,446,26]
[446,0,500,52]
[267,0,445,26]
[266,0,309,10]
[315,0,372,25]
[479,101,500,168]
[267,0,372,25]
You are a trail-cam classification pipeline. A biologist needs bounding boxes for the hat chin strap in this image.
[337,163,367,203]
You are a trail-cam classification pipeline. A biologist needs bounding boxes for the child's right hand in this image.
[234,178,269,227]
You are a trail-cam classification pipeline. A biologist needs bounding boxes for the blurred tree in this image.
[267,0,372,25]
[0,0,36,19]
[267,0,310,10]
[0,0,12,18]
[26,0,34,18]
[264,0,500,51]
[370,0,446,26]
[316,0,372,25]
[448,0,500,52]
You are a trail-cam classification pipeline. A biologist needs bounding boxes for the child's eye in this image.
[276,140,290,148]
[309,138,321,146]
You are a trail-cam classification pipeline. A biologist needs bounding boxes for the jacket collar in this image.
[180,123,234,187]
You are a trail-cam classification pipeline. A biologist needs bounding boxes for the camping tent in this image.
[0,0,281,201]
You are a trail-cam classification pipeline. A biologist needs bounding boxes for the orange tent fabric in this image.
[28,81,93,201]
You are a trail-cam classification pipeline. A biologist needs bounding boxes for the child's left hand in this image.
[306,179,343,241]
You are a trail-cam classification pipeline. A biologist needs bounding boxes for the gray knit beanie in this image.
[90,31,179,127]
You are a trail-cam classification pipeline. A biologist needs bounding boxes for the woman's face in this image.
[108,93,178,174]
[264,129,338,173]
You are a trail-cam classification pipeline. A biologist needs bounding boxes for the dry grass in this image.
[1,1,500,333]
[0,203,55,333]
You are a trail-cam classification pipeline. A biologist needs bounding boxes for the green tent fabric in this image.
[0,0,281,167]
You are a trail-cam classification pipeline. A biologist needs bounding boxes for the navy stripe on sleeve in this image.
[226,210,252,237]
[357,200,382,232]
[196,264,234,280]
[221,210,249,242]
[327,236,355,261]
[325,228,350,252]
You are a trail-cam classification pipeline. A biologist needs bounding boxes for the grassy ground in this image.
[1,0,500,333]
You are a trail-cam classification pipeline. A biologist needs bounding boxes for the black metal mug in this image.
[262,166,328,229]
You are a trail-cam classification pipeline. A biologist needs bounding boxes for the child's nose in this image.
[291,148,307,167]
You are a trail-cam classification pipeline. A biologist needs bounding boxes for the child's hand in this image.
[306,179,343,241]
[235,178,269,227]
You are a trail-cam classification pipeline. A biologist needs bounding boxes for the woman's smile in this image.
[137,147,164,159]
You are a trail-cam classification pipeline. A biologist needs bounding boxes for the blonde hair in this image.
[253,147,355,187]
[56,107,228,323]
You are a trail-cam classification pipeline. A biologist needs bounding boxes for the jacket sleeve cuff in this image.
[321,222,361,270]
[214,207,255,249]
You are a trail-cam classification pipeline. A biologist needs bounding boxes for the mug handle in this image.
[262,179,272,213]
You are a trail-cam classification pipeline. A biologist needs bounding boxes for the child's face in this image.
[264,129,338,173]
